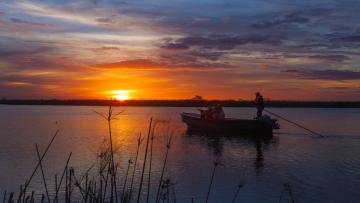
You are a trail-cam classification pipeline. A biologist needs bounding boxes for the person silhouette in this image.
[254,92,264,119]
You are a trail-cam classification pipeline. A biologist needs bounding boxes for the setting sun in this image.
[111,90,134,101]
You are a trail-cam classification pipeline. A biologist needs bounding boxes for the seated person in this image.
[199,106,214,120]
[199,105,225,120]
[199,109,207,119]
[212,104,225,120]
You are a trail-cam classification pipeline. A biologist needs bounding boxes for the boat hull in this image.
[181,113,273,136]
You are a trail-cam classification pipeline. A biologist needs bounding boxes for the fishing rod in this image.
[263,109,324,138]
[237,98,324,137]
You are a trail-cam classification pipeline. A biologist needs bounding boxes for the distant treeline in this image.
[1,99,360,108]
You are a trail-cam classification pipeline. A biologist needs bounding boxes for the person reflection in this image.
[206,137,224,157]
[254,139,264,173]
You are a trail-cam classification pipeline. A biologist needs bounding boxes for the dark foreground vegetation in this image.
[1,99,360,108]
[1,106,296,203]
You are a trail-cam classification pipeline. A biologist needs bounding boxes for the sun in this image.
[114,94,129,101]
[111,90,133,101]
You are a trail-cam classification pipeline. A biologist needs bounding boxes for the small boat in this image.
[180,112,279,136]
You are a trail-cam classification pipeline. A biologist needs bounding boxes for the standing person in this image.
[254,92,264,119]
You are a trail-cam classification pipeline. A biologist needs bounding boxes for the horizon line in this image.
[1,98,360,103]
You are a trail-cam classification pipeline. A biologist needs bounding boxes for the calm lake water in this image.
[0,105,360,203]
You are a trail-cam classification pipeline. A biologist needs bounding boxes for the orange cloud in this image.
[95,59,167,69]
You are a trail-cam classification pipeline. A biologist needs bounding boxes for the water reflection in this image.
[184,129,279,174]
[1,106,360,202]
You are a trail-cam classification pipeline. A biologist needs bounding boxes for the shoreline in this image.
[1,99,360,108]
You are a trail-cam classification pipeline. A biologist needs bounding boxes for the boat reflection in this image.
[184,129,279,173]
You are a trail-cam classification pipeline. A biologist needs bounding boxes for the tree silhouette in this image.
[192,95,204,100]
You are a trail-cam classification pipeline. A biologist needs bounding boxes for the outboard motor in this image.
[259,115,280,129]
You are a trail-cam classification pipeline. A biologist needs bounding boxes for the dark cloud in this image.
[251,12,309,28]
[160,51,231,68]
[301,8,333,16]
[330,35,360,43]
[278,54,350,62]
[95,55,232,69]
[330,25,354,32]
[187,50,223,61]
[159,34,284,67]
[0,74,77,99]
[283,69,360,80]
[10,18,54,27]
[160,35,256,68]
[0,43,84,74]
[84,0,101,5]
[0,75,59,85]
[96,59,166,69]
[0,41,58,66]
[161,42,188,51]
[305,55,350,62]
[0,46,54,58]
[0,84,48,99]
[162,35,281,51]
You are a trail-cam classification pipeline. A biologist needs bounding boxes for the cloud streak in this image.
[162,35,282,51]
[251,11,309,28]
[283,69,360,81]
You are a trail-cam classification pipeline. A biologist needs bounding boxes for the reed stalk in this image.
[30,191,34,203]
[172,183,177,203]
[146,123,157,203]
[102,162,111,202]
[65,167,68,202]
[155,134,173,203]
[54,174,57,200]
[99,178,103,203]
[279,183,295,203]
[205,159,220,203]
[55,152,72,203]
[22,130,59,197]
[73,171,87,201]
[136,118,153,203]
[17,185,23,203]
[94,106,125,202]
[129,133,143,198]
[106,106,118,203]
[231,183,243,203]
[2,190,6,203]
[35,144,51,203]
[40,194,45,203]
[21,183,26,203]
[166,181,170,203]
[121,159,132,202]
[8,192,13,203]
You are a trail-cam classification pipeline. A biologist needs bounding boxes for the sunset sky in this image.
[0,0,359,100]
